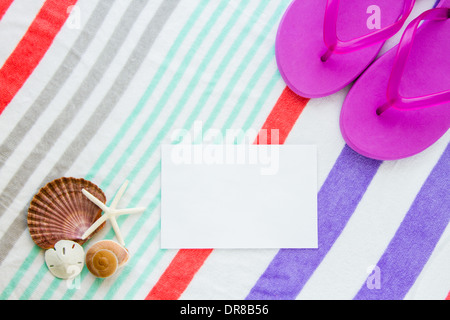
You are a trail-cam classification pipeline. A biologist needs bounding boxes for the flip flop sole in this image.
[276,0,405,98]
[340,3,450,160]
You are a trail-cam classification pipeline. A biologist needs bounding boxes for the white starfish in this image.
[81,180,145,246]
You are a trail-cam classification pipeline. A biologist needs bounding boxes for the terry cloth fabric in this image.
[0,0,448,300]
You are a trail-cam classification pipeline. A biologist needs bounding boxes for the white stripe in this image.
[77,0,210,187]
[0,0,97,146]
[3,0,442,301]
[49,0,249,299]
[131,249,179,300]
[181,249,280,299]
[0,0,133,233]
[173,0,293,300]
[0,0,162,298]
[296,130,450,300]
[0,230,45,299]
[121,0,292,300]
[134,0,444,300]
[285,90,347,186]
[178,0,443,297]
[180,71,348,300]
[405,223,450,300]
[0,0,125,193]
[0,0,46,69]
[128,0,292,300]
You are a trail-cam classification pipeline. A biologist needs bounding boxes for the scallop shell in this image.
[27,177,107,249]
[85,240,129,278]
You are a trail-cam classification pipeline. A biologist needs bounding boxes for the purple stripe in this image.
[246,145,382,300]
[354,143,450,300]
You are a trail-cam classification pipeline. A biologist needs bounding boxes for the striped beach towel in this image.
[0,0,448,300]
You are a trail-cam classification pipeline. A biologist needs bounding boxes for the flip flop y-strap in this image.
[322,0,415,61]
[377,7,450,115]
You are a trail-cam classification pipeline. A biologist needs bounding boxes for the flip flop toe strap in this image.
[322,0,415,61]
[377,7,450,115]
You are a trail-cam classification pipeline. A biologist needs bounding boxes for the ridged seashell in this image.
[27,177,107,249]
[45,240,84,279]
[85,240,129,278]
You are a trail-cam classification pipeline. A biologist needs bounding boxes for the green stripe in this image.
[0,1,181,295]
[78,277,103,300]
[19,264,48,300]
[12,0,210,301]
[97,0,280,299]
[41,269,88,300]
[240,70,282,137]
[104,208,162,300]
[85,0,211,184]
[123,72,284,298]
[116,74,285,299]
[73,0,283,299]
[0,246,40,299]
[180,0,273,135]
[79,0,246,299]
[81,189,162,299]
[192,2,287,144]
[113,2,289,299]
[4,0,288,300]
[95,0,232,191]
[124,70,282,301]
[118,0,236,185]
[124,249,166,299]
[212,52,282,145]
[66,0,230,300]
[220,50,279,136]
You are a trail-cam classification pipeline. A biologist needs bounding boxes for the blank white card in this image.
[160,145,317,249]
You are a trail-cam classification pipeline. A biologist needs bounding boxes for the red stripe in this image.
[446,291,450,300]
[145,86,310,300]
[0,0,14,20]
[255,86,310,144]
[146,249,213,300]
[0,0,77,114]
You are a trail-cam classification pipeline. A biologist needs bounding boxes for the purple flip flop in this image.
[340,3,450,160]
[276,0,415,98]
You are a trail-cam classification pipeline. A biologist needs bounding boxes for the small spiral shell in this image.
[85,240,129,278]
[88,249,118,278]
